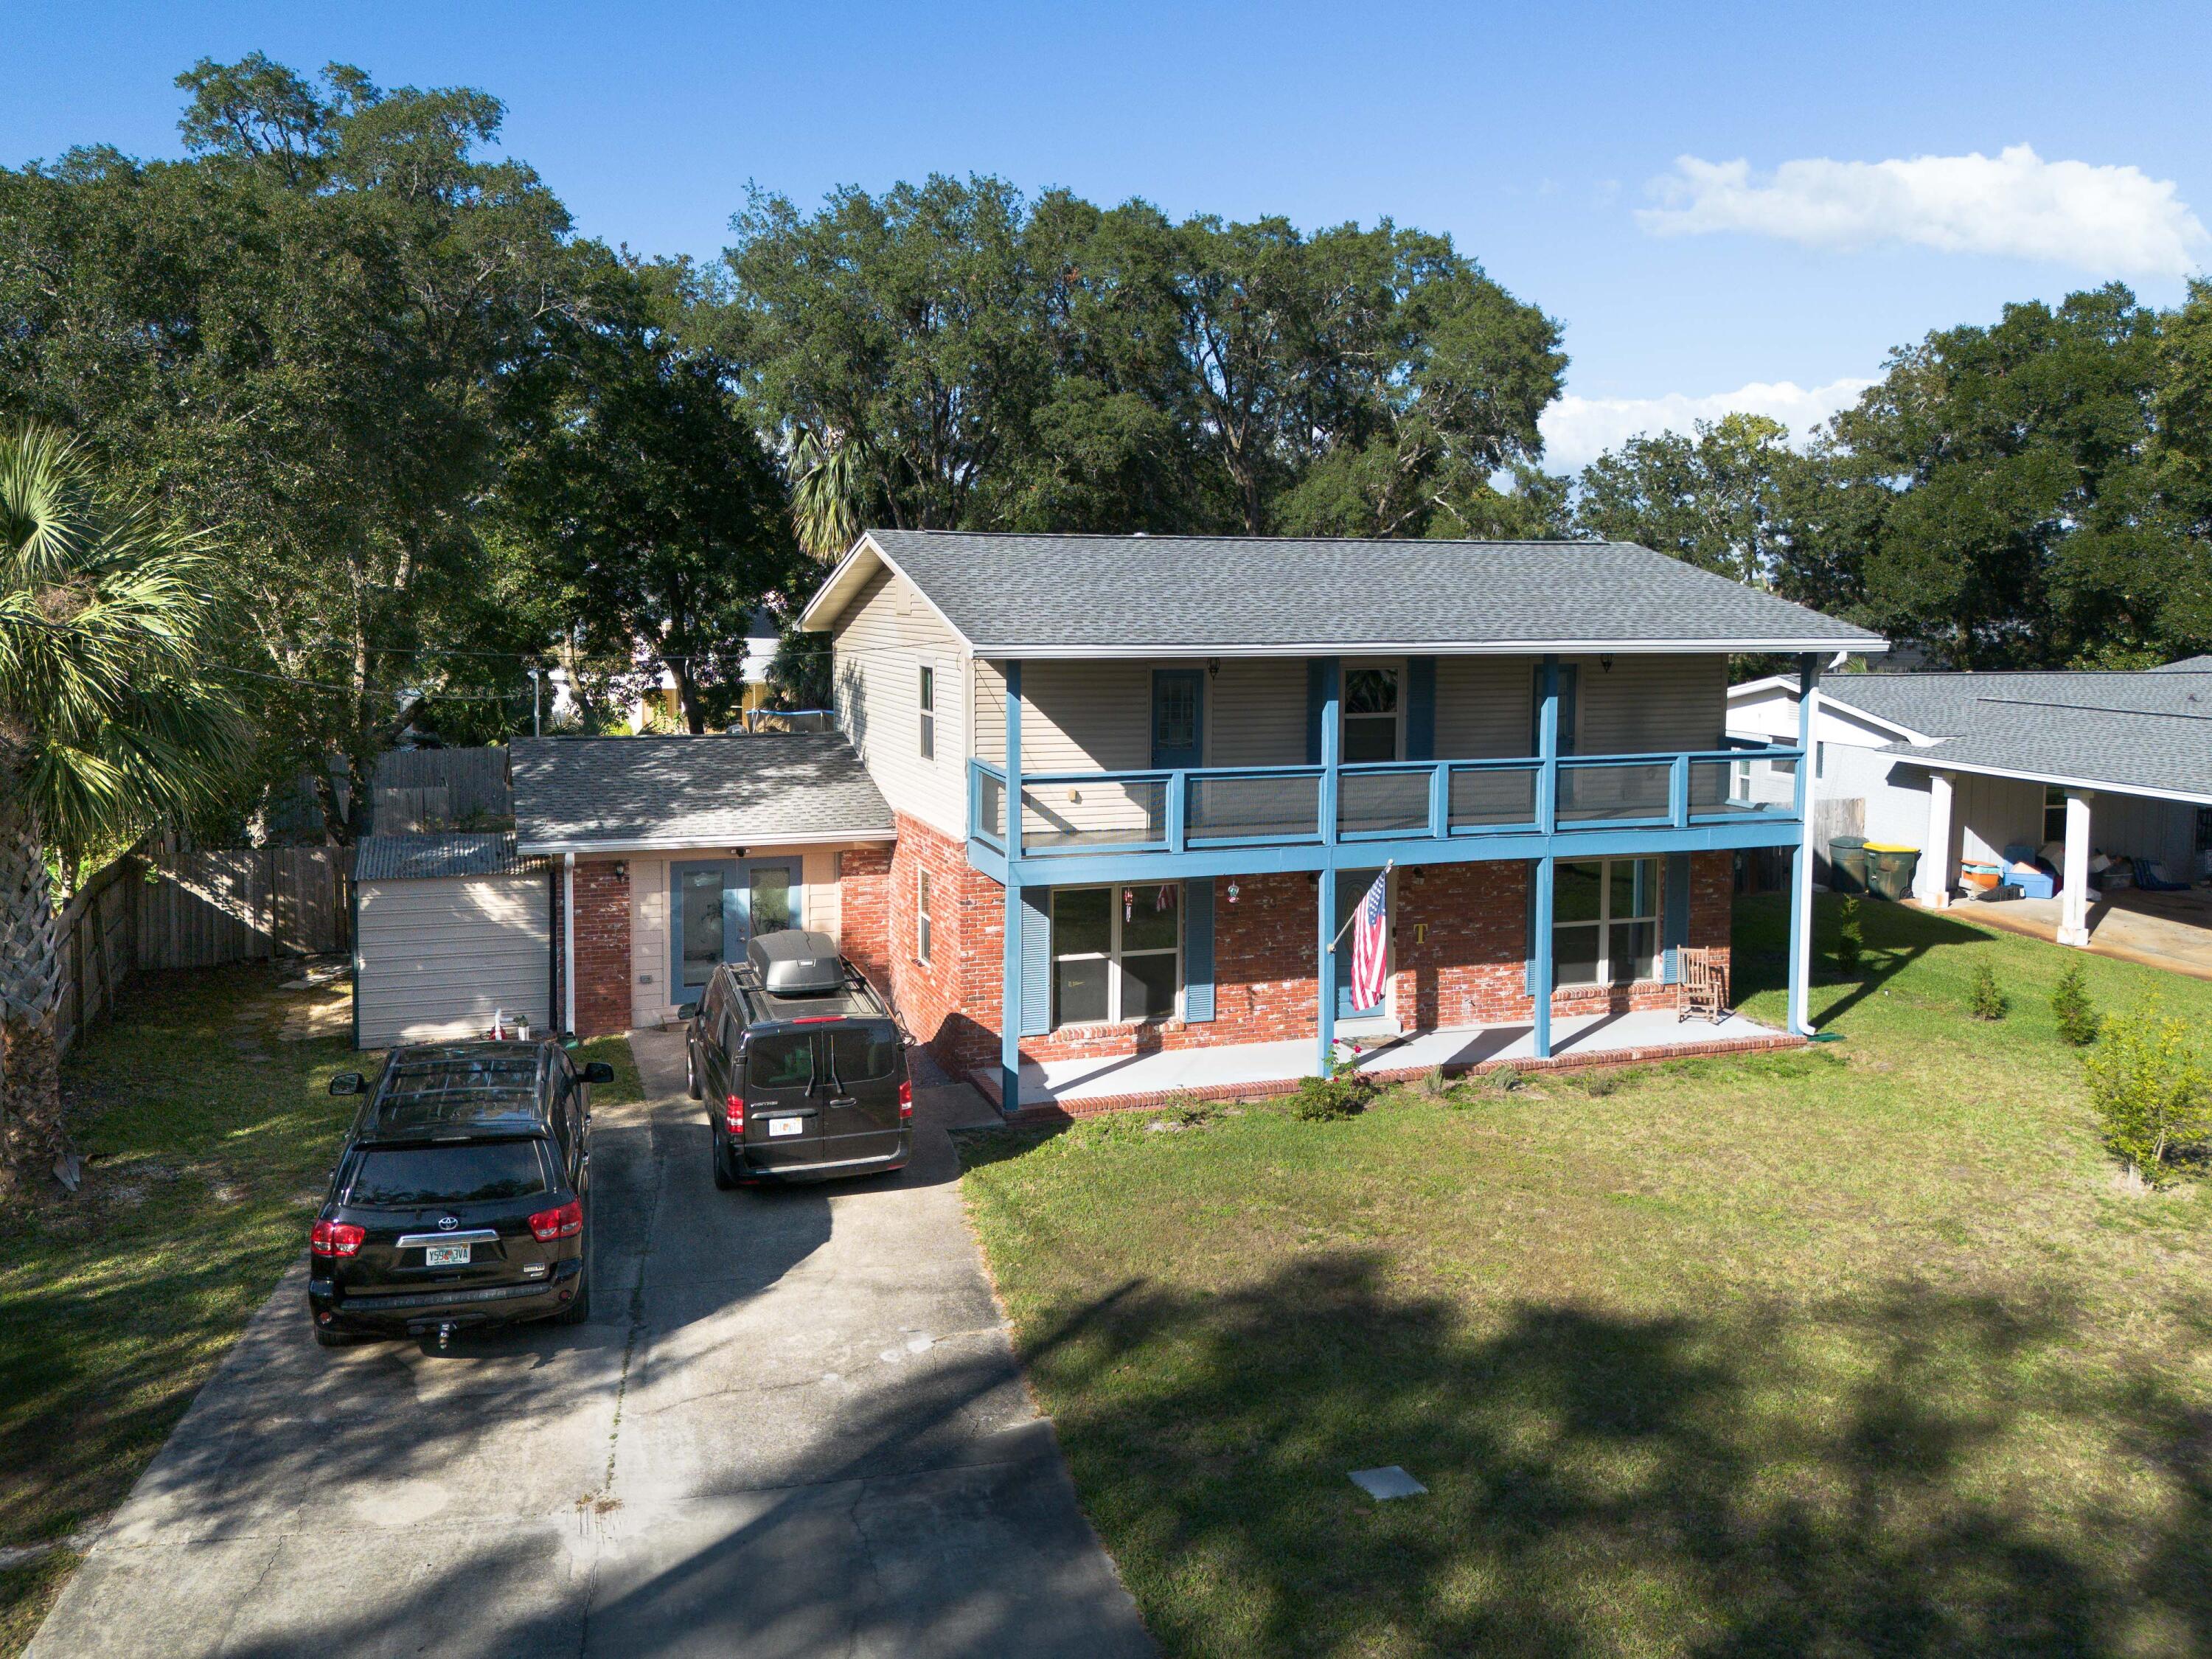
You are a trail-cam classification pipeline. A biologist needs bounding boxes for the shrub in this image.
[1289,1062,1375,1121]
[1489,1063,1526,1094]
[1834,895,1865,978]
[1969,959,2009,1020]
[1415,1065,1450,1099]
[2083,1004,2212,1184]
[2051,961,2098,1046]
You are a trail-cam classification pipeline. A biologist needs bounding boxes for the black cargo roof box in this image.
[746,928,843,995]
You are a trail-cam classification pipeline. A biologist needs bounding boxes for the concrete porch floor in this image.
[1935,887,2212,982]
[973,1008,1798,1117]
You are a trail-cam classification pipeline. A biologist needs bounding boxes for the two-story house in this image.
[792,531,1884,1113]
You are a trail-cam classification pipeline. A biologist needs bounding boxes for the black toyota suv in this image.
[682,930,912,1189]
[307,1039,613,1348]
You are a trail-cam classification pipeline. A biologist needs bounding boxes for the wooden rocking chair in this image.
[1676,947,1728,1023]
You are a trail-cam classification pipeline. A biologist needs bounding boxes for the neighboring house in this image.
[791,530,1884,1110]
[626,610,783,732]
[1728,664,2212,947]
[513,732,896,1037]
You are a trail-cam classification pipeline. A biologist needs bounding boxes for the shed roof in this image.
[799,530,1888,657]
[353,833,530,883]
[510,733,894,855]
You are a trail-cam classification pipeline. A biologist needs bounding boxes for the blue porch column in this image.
[1531,655,1561,1059]
[1315,657,1340,1077]
[1787,652,1819,1036]
[1000,660,1025,1113]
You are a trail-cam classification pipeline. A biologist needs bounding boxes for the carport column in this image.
[562,852,577,1035]
[1001,660,1025,1113]
[1919,771,1956,906]
[1315,657,1341,1077]
[1787,653,1820,1037]
[2059,789,2095,947]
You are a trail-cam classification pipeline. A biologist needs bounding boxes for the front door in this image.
[670,858,805,1000]
[1152,669,1205,770]
[1333,866,1388,1019]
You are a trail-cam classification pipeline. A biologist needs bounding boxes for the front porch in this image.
[973,1008,1800,1118]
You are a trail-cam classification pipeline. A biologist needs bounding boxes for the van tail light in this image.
[898,1079,913,1121]
[528,1200,584,1242]
[311,1219,365,1258]
[725,1093,746,1135]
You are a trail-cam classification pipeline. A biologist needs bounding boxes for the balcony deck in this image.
[969,742,1804,880]
[973,1009,1801,1117]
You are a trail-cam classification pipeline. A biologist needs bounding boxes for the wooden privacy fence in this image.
[52,844,351,1057]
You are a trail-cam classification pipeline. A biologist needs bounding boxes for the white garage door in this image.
[356,872,551,1048]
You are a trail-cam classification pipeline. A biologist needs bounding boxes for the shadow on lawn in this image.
[1021,1251,2212,1658]
[1734,892,2004,1028]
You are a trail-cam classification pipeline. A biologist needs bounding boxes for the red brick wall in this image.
[571,859,631,1038]
[879,818,1738,1079]
[837,845,892,993]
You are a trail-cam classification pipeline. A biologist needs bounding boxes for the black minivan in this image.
[683,930,912,1188]
[307,1038,612,1347]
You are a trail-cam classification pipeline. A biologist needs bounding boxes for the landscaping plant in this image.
[2051,961,2099,1046]
[1969,959,2009,1020]
[2082,1002,2212,1185]
[1289,1060,1375,1121]
[1833,895,1864,977]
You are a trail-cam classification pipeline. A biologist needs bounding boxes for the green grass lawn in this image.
[0,968,638,1656]
[961,896,2212,1658]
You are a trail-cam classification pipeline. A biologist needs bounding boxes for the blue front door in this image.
[1152,669,1205,770]
[670,858,804,999]
[1334,867,1387,1018]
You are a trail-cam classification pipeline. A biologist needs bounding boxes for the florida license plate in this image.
[768,1117,804,1138]
[425,1244,470,1267]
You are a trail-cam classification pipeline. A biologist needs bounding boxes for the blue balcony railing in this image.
[970,744,1802,863]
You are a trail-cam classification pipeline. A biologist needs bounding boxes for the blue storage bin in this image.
[2004,868,2055,900]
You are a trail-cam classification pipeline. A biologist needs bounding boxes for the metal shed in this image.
[352,834,551,1048]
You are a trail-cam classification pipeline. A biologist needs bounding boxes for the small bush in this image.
[1489,1063,1526,1094]
[2083,1004,2212,1185]
[1969,960,2009,1020]
[1834,895,1865,978]
[1289,1062,1375,1121]
[1580,1071,1622,1097]
[1415,1065,1450,1100]
[2051,962,2098,1046]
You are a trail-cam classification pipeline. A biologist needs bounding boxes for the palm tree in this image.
[1,425,248,1194]
[788,426,867,562]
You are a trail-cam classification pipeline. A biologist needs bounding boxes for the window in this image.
[347,1144,549,1207]
[748,1033,815,1090]
[1731,757,1753,802]
[1051,884,1180,1026]
[918,664,936,760]
[916,867,933,964]
[829,1025,901,1085]
[1552,858,1660,986]
[2045,786,2068,848]
[1341,667,1401,762]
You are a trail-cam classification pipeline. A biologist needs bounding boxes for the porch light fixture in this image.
[1207,657,1220,678]
[1600,654,1614,672]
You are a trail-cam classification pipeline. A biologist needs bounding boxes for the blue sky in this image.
[12,1,2210,468]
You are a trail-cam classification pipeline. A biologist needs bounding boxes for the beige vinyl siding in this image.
[830,564,967,838]
[1209,657,1308,765]
[1435,658,1534,759]
[626,846,846,1028]
[356,872,550,1048]
[1570,654,1727,754]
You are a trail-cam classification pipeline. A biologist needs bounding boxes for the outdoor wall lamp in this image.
[1600,653,1615,672]
[1207,657,1221,678]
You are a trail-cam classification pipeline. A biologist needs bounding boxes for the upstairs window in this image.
[1341,667,1401,762]
[916,867,934,964]
[918,664,936,760]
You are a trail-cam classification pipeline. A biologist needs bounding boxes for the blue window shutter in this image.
[1307,658,1326,765]
[1019,887,1052,1037]
[1183,880,1215,1022]
[1662,853,1691,983]
[1523,860,1538,995]
[1406,657,1436,761]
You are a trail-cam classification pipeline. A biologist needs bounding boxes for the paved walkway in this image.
[28,1033,1151,1659]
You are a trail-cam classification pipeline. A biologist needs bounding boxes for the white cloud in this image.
[1637,145,2208,277]
[1538,377,1874,473]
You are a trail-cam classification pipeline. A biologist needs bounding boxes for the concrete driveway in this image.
[28,1032,1151,1658]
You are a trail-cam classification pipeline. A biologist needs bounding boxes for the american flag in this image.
[1349,870,1389,1012]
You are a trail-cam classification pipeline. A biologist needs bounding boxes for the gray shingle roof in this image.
[354,833,530,883]
[838,531,1885,654]
[1820,671,2212,801]
[511,733,894,854]
[2153,653,2212,672]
